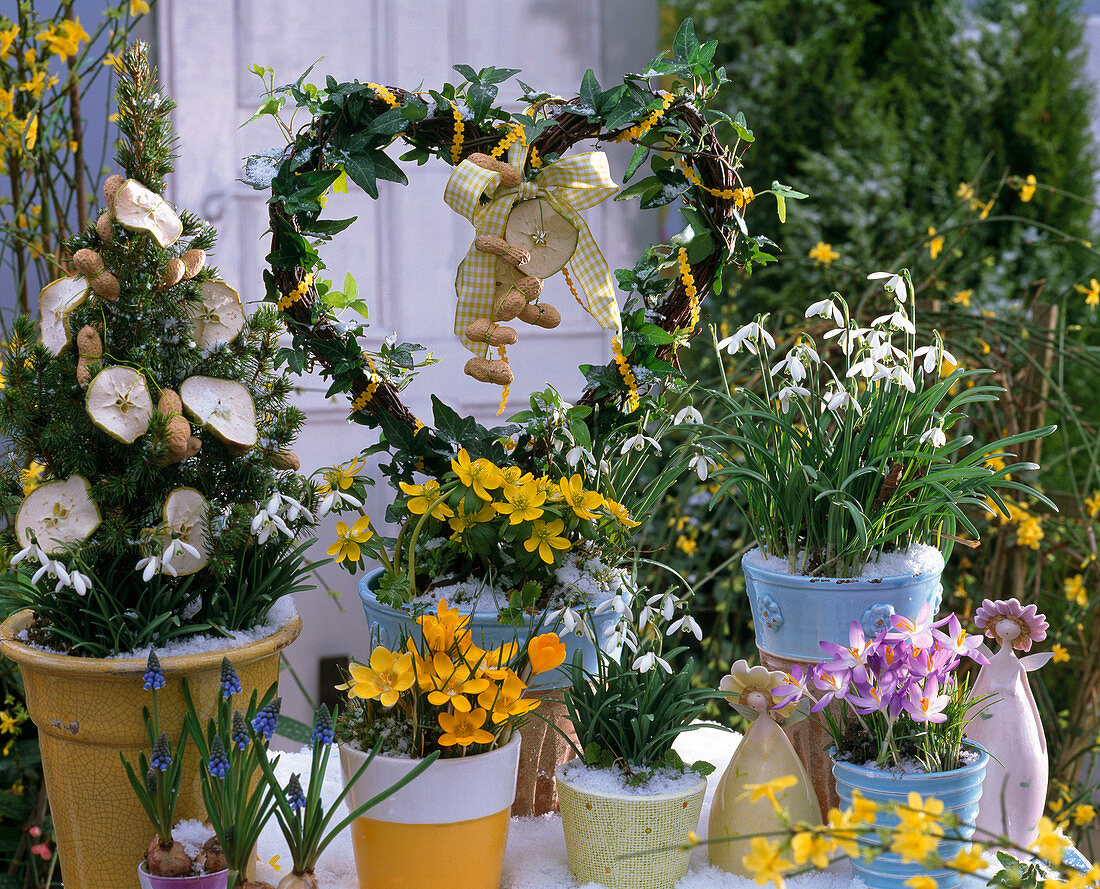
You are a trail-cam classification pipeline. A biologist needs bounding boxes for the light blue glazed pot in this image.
[357,568,615,690]
[833,746,988,889]
[742,549,944,661]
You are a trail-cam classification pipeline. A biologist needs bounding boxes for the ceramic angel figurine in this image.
[708,660,820,874]
[968,598,1052,847]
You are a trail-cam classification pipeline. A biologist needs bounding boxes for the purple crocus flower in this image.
[932,615,988,665]
[904,675,950,723]
[818,620,872,685]
[810,667,850,712]
[772,664,811,711]
[887,602,937,649]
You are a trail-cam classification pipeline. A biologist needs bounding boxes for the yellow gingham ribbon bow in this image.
[444,142,620,356]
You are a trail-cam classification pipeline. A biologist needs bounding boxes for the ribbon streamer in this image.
[444,143,620,356]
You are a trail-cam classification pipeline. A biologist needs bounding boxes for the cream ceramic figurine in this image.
[968,598,1052,847]
[708,660,820,874]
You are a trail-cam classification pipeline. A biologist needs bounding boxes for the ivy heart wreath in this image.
[255,20,793,477]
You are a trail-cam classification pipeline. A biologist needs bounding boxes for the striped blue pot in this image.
[742,549,944,661]
[832,746,988,889]
[357,568,614,691]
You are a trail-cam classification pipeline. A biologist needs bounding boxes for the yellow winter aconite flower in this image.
[494,479,546,525]
[339,647,414,707]
[1075,278,1100,308]
[927,227,944,259]
[437,708,494,747]
[559,474,603,521]
[740,774,799,812]
[399,478,454,520]
[741,836,794,889]
[1052,643,1070,664]
[327,516,372,563]
[499,465,534,499]
[318,456,364,494]
[1030,816,1070,864]
[1065,574,1088,607]
[1019,173,1037,202]
[949,844,986,874]
[808,241,840,266]
[451,449,502,500]
[447,500,495,537]
[524,518,571,564]
[791,830,832,869]
[604,498,640,528]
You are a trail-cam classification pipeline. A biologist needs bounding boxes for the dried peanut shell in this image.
[181,248,206,279]
[467,153,521,189]
[464,357,513,386]
[162,258,185,288]
[519,302,562,329]
[465,318,518,346]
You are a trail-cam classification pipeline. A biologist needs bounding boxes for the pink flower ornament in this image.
[974,598,1048,652]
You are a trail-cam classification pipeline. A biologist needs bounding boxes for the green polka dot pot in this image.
[556,764,706,889]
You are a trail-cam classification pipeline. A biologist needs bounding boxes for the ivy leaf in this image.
[371,151,408,185]
[243,95,285,127]
[466,82,498,121]
[365,108,408,138]
[623,144,649,183]
[452,63,479,83]
[579,69,601,112]
[672,18,699,64]
[732,111,755,142]
[342,153,378,199]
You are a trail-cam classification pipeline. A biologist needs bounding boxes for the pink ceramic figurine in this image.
[968,598,1052,847]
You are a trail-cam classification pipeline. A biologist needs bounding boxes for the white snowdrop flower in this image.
[872,309,915,335]
[637,604,655,629]
[826,387,864,416]
[889,364,916,392]
[921,426,947,448]
[599,458,611,476]
[805,298,844,326]
[278,494,310,523]
[265,493,281,515]
[868,271,908,303]
[668,613,703,640]
[776,385,811,413]
[648,590,678,622]
[593,596,617,616]
[632,651,673,674]
[689,452,719,481]
[32,559,67,586]
[914,343,958,375]
[771,345,819,384]
[824,326,869,356]
[69,571,93,596]
[717,321,775,356]
[318,489,363,517]
[847,356,880,379]
[11,542,48,567]
[565,446,592,468]
[620,433,660,455]
[673,405,703,425]
[136,555,160,583]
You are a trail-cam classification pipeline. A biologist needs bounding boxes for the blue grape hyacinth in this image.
[251,698,281,740]
[149,731,172,771]
[231,711,249,751]
[143,651,165,691]
[207,735,229,779]
[311,703,334,747]
[219,657,242,699]
[286,773,307,813]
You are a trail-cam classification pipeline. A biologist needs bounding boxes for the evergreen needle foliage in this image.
[0,43,315,656]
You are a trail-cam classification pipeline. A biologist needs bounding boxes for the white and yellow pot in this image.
[556,764,707,889]
[339,733,520,889]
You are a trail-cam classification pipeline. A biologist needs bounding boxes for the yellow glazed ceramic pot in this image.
[339,733,520,889]
[556,764,707,889]
[0,609,300,889]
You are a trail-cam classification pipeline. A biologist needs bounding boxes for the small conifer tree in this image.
[0,43,314,657]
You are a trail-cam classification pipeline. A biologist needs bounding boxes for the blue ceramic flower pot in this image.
[741,549,943,661]
[832,746,988,889]
[357,568,614,690]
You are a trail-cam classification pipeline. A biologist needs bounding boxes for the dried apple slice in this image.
[180,376,257,450]
[156,487,209,575]
[39,277,89,355]
[15,475,101,553]
[86,366,154,443]
[189,281,245,350]
[504,198,579,278]
[111,179,183,247]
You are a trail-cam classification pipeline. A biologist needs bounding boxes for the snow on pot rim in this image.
[339,732,521,824]
[555,759,708,801]
[742,543,945,582]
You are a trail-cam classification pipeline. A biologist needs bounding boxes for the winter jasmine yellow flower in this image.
[979,199,994,219]
[741,836,794,889]
[103,51,122,68]
[451,449,502,500]
[1030,816,1070,864]
[20,70,57,100]
[416,599,470,653]
[524,518,571,564]
[791,830,831,869]
[437,708,494,747]
[35,19,88,61]
[1065,575,1087,607]
[957,182,975,202]
[1019,174,1037,202]
[494,480,546,524]
[1052,643,1070,664]
[949,845,986,874]
[1073,804,1096,826]
[528,633,566,675]
[927,227,944,259]
[891,825,938,864]
[849,789,878,824]
[479,670,539,723]
[676,535,697,555]
[20,461,44,496]
[327,516,373,563]
[604,498,640,528]
[898,792,945,834]
[808,241,840,266]
[1086,491,1100,520]
[1075,278,1100,308]
[952,289,972,307]
[0,26,17,61]
[427,652,489,711]
[905,877,938,889]
[559,474,603,521]
[740,774,798,812]
[130,0,151,14]
[1016,515,1044,549]
[825,807,862,857]
[339,647,414,707]
[399,478,454,520]
[0,712,18,734]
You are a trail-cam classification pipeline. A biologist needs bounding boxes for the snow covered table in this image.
[255,724,1085,889]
